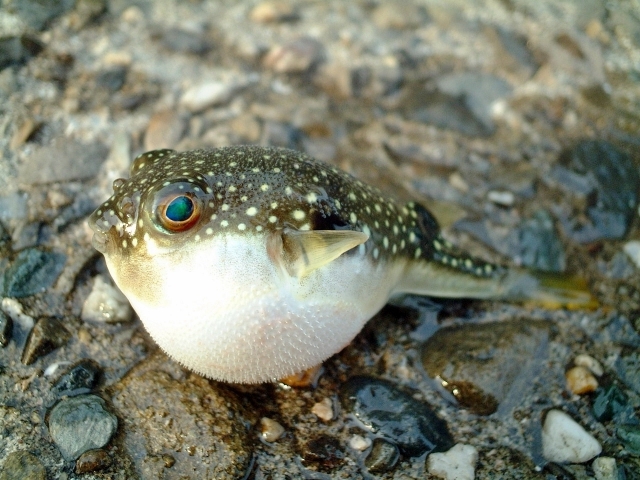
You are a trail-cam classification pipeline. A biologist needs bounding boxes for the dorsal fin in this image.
[281,229,369,278]
[130,149,176,176]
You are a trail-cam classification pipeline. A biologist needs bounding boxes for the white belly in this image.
[107,233,403,383]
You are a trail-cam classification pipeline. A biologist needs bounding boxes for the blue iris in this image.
[165,196,194,222]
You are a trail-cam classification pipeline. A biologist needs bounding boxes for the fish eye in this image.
[153,182,204,233]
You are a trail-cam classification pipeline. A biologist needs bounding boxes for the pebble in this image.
[427,443,479,480]
[0,35,44,70]
[144,110,186,151]
[53,359,102,396]
[0,309,12,347]
[616,424,640,455]
[592,384,631,422]
[311,398,333,422]
[364,438,400,474]
[339,376,454,457]
[9,118,41,150]
[574,354,603,376]
[81,275,133,324]
[541,409,601,463]
[623,241,640,268]
[95,66,127,92]
[516,210,566,272]
[48,394,118,461]
[21,317,71,365]
[0,220,11,254]
[180,81,240,113]
[0,451,46,480]
[487,190,515,207]
[302,435,345,471]
[75,448,111,474]
[371,1,428,29]
[260,417,285,442]
[7,0,75,30]
[348,434,371,452]
[592,457,618,480]
[0,192,28,222]
[250,2,298,23]
[157,27,211,55]
[566,366,598,395]
[3,248,66,298]
[263,37,325,73]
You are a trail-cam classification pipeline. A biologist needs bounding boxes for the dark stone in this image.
[3,248,66,298]
[0,310,12,347]
[75,449,111,474]
[48,395,118,461]
[53,359,103,396]
[615,350,640,395]
[364,438,399,473]
[339,376,454,457]
[0,220,12,254]
[592,384,630,422]
[157,27,211,55]
[553,140,639,242]
[260,121,303,150]
[0,451,46,480]
[302,435,345,471]
[4,0,75,30]
[0,35,44,71]
[617,425,640,455]
[96,66,127,92]
[513,210,565,272]
[21,317,71,365]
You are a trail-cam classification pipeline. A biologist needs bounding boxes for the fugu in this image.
[88,146,594,383]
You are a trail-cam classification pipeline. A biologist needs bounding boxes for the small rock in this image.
[10,118,42,150]
[21,317,71,365]
[311,397,333,422]
[260,417,285,442]
[0,310,12,347]
[0,451,46,480]
[592,457,618,480]
[263,37,325,73]
[157,27,211,55]
[592,384,631,422]
[48,394,118,461]
[348,435,371,452]
[0,219,11,254]
[53,359,102,396]
[364,438,400,474]
[180,81,239,113]
[314,62,352,99]
[427,443,479,480]
[616,424,640,455]
[302,435,345,471]
[75,448,111,474]
[0,35,44,70]
[541,409,601,463]
[371,2,428,29]
[574,354,604,376]
[3,248,66,298]
[623,241,640,268]
[144,110,187,151]
[81,276,133,324]
[487,190,515,207]
[96,66,127,92]
[5,0,75,30]
[250,2,298,23]
[0,192,28,222]
[566,366,598,395]
[340,376,454,457]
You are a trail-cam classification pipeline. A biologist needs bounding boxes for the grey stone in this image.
[0,451,46,480]
[3,248,66,298]
[21,316,71,365]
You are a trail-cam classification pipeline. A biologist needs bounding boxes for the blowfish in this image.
[88,146,593,383]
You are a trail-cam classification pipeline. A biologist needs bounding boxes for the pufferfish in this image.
[88,146,593,383]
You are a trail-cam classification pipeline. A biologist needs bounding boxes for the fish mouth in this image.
[90,228,109,254]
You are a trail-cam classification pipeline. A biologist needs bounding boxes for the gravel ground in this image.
[1,1,639,479]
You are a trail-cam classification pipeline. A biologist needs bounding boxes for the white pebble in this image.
[487,190,515,207]
[427,443,478,480]
[348,435,371,452]
[541,410,601,463]
[574,354,604,376]
[81,276,133,323]
[180,81,236,113]
[623,241,640,268]
[1,297,34,330]
[311,397,334,422]
[260,417,285,442]
[592,457,618,480]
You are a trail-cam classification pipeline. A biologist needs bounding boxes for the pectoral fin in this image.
[282,229,369,277]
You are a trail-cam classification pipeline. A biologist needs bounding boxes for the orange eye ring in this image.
[156,192,202,232]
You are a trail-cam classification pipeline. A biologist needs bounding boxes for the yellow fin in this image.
[282,229,369,277]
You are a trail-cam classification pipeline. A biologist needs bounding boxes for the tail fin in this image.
[502,269,598,310]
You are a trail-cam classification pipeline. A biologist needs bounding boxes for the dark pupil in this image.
[165,196,194,222]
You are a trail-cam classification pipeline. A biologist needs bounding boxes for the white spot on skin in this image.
[246,207,258,216]
[256,225,263,232]
[269,215,277,223]
[132,238,138,247]
[228,185,237,192]
[238,223,246,231]
[221,204,230,211]
[306,193,318,203]
[261,184,269,192]
[293,210,305,221]
[270,202,278,209]
[350,212,357,224]
[221,220,229,227]
[206,228,214,235]
[122,240,128,248]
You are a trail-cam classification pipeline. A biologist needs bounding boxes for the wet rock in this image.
[3,248,66,298]
[17,138,109,184]
[565,366,598,395]
[553,140,639,243]
[144,110,187,151]
[371,1,428,30]
[302,435,345,471]
[21,317,71,365]
[421,320,552,415]
[348,434,371,452]
[0,310,12,347]
[0,451,46,480]
[53,359,102,396]
[250,2,299,23]
[4,0,75,30]
[427,443,478,480]
[81,275,133,324]
[48,394,118,461]
[617,425,640,455]
[339,376,454,457]
[614,350,640,394]
[574,354,603,376]
[0,35,44,70]
[180,80,241,113]
[260,417,285,442]
[0,220,11,254]
[541,410,601,463]
[592,457,618,480]
[75,448,111,474]
[110,352,253,479]
[96,66,127,92]
[592,384,632,423]
[311,397,333,422]
[156,27,211,55]
[68,0,107,30]
[0,192,28,222]
[364,438,399,474]
[623,241,640,268]
[9,118,43,150]
[263,37,325,73]
[260,121,302,149]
